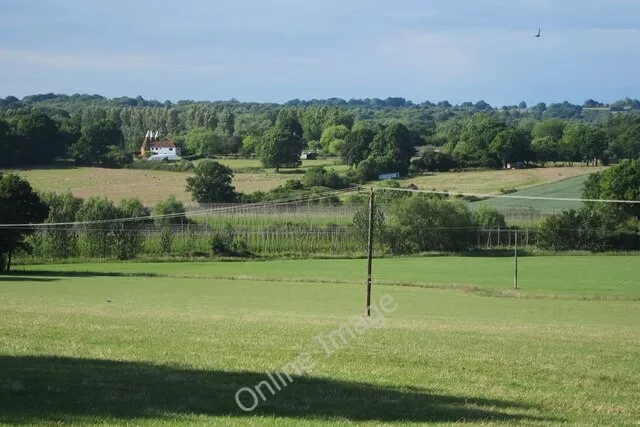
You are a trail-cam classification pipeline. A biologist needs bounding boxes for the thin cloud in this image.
[0,49,228,74]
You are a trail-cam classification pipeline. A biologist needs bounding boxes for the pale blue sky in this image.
[1,0,639,106]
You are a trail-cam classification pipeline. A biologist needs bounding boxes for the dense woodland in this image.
[1,94,640,178]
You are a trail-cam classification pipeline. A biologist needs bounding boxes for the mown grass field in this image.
[2,256,639,426]
[5,165,602,206]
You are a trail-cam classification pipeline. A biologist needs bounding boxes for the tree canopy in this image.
[0,173,49,272]
[186,160,236,203]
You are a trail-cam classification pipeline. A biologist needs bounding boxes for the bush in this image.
[536,208,613,252]
[475,205,507,228]
[302,166,350,189]
[103,146,133,168]
[355,156,396,182]
[127,159,195,172]
[387,195,477,253]
[210,223,249,257]
[153,195,187,226]
[351,202,386,251]
[411,150,457,173]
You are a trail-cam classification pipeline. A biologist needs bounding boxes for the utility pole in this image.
[366,188,375,317]
[514,228,518,290]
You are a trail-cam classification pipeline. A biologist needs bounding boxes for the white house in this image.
[140,130,181,160]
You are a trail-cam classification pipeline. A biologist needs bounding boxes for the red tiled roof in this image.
[150,140,176,148]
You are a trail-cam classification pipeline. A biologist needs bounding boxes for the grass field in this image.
[407,166,604,196]
[473,173,598,220]
[4,165,602,206]
[2,256,639,426]
[4,167,285,205]
[4,160,347,205]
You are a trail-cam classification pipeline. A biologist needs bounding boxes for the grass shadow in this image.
[1,161,78,171]
[0,276,61,282]
[0,355,555,424]
[276,169,305,175]
[4,270,160,279]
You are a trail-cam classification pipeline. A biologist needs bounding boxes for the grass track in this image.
[2,257,639,426]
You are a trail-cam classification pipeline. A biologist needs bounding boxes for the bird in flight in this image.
[533,28,541,38]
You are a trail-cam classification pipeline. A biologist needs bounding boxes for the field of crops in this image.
[2,256,639,426]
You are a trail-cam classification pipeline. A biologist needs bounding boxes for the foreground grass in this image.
[20,255,640,298]
[1,259,639,426]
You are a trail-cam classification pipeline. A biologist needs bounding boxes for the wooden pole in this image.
[514,229,518,289]
[366,188,375,317]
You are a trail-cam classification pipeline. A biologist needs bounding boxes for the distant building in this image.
[140,130,181,160]
[300,151,317,160]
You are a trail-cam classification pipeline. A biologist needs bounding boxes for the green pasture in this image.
[2,256,639,426]
[473,174,594,218]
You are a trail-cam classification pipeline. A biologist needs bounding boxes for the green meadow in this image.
[2,256,639,426]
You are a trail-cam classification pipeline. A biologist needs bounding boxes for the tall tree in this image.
[340,127,374,167]
[185,160,236,203]
[185,127,232,156]
[75,197,119,258]
[531,136,559,166]
[70,119,123,165]
[605,114,640,161]
[561,123,607,165]
[113,197,151,260]
[582,159,640,220]
[259,126,304,172]
[41,191,84,259]
[0,174,49,272]
[453,113,506,167]
[489,127,533,168]
[532,119,566,142]
[319,124,350,154]
[370,122,415,175]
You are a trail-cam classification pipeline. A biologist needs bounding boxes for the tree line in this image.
[1,93,640,172]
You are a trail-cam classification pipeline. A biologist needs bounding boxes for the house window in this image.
[169,148,173,151]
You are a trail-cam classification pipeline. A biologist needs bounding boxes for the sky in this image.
[1,0,639,106]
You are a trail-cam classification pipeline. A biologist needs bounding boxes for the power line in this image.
[0,187,361,229]
[377,186,640,204]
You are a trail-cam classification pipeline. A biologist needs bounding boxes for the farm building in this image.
[140,130,182,161]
